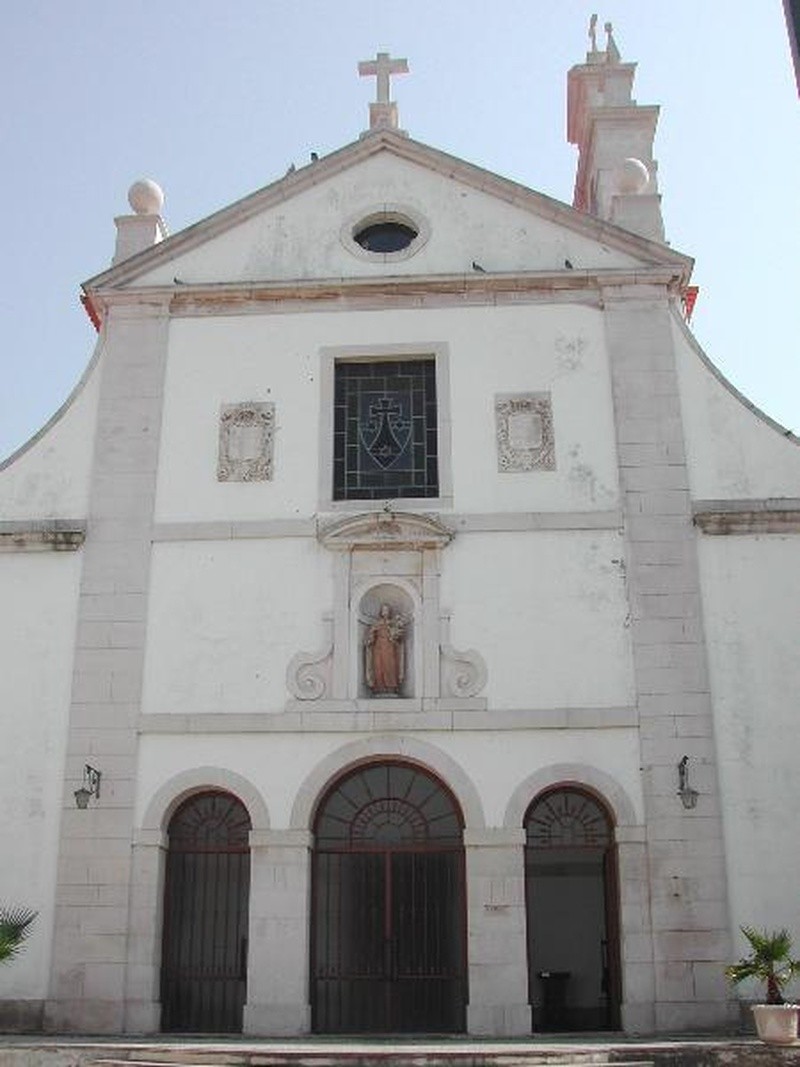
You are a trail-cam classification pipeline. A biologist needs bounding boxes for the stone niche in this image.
[358,583,416,699]
[286,511,487,711]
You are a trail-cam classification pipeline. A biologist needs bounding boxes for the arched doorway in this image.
[311,761,467,1033]
[524,787,620,1032]
[161,790,251,1032]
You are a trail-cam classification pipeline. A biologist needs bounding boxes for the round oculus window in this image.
[353,219,418,253]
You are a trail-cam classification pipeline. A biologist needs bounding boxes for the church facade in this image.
[2,30,799,1038]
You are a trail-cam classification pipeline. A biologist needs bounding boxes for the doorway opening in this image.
[524,787,620,1032]
[161,790,251,1033]
[311,760,467,1033]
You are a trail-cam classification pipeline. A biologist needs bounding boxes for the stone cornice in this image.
[151,510,623,543]
[693,499,800,534]
[84,266,687,321]
[0,520,86,551]
[138,704,638,734]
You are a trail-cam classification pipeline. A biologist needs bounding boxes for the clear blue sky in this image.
[1,1,798,461]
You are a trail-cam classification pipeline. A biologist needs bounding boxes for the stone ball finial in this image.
[614,157,650,195]
[127,178,164,216]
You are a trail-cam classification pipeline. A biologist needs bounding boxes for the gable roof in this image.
[83,127,692,295]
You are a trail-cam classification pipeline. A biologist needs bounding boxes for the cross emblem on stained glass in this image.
[360,396,410,469]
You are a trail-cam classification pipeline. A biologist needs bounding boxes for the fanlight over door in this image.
[161,791,251,1033]
[312,761,467,1034]
[525,787,620,1032]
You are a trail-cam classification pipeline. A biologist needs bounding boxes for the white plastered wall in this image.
[442,529,634,711]
[142,527,633,718]
[134,152,643,288]
[0,348,100,519]
[0,552,81,998]
[674,311,800,985]
[134,729,644,834]
[673,315,800,499]
[142,538,332,714]
[154,304,619,523]
[698,536,800,946]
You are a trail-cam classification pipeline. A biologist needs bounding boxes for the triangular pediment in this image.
[84,129,691,296]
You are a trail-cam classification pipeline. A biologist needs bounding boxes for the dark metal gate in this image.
[311,762,467,1033]
[161,791,251,1033]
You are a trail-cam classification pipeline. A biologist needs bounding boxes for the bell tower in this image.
[567,17,665,243]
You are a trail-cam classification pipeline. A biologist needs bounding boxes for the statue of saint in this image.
[364,604,406,695]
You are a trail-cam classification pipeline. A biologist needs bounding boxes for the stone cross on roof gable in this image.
[358,51,409,135]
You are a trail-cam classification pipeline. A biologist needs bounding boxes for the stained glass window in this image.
[333,359,439,501]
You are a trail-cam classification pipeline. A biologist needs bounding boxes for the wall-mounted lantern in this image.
[677,755,698,810]
[74,764,102,809]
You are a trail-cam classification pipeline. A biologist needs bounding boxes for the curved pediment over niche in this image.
[318,510,454,551]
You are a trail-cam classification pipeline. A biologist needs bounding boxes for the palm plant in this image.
[726,926,800,1005]
[0,906,37,964]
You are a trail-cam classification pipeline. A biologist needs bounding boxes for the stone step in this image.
[4,1041,800,1067]
[84,1052,658,1067]
[88,1060,657,1067]
[0,1048,658,1067]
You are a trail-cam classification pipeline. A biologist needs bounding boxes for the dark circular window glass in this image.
[354,220,418,253]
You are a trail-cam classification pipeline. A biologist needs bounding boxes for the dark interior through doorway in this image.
[525,787,621,1032]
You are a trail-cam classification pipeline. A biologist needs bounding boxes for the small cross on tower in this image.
[358,51,409,135]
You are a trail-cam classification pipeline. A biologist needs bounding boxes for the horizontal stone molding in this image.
[153,518,316,541]
[85,266,688,319]
[0,519,86,551]
[150,509,622,543]
[693,498,800,535]
[453,510,623,532]
[137,705,636,734]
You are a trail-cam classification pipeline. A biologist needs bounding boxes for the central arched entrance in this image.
[524,787,621,1032]
[311,761,467,1033]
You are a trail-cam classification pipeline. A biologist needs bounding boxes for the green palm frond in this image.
[725,926,800,1005]
[0,906,37,964]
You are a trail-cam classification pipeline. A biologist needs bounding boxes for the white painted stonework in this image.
[2,33,799,1039]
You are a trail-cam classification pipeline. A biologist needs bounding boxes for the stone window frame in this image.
[318,343,453,512]
[495,391,555,473]
[217,401,275,482]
